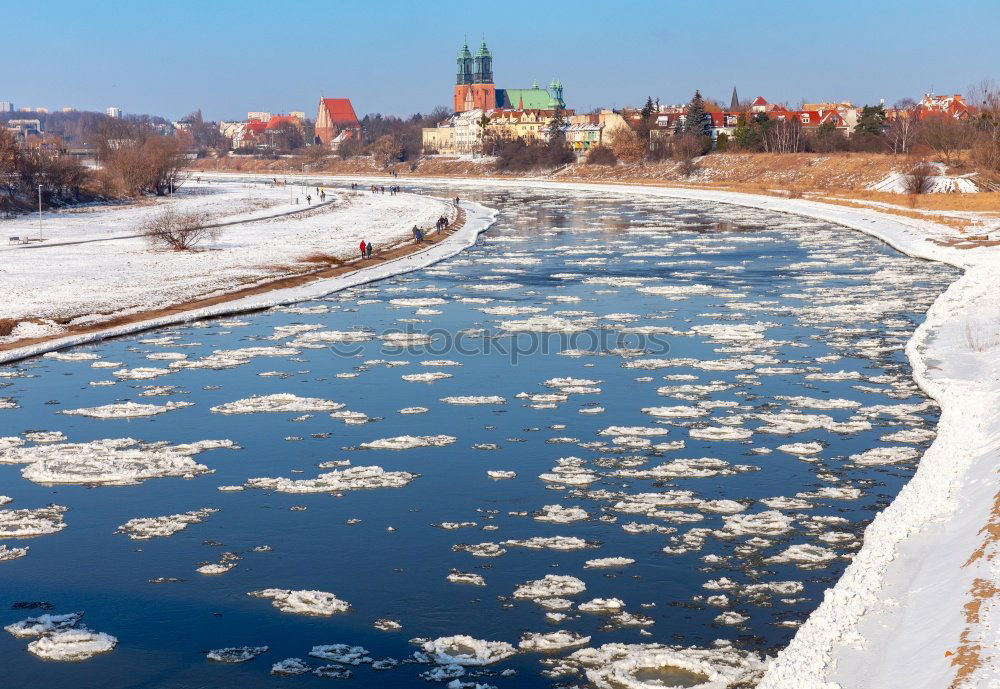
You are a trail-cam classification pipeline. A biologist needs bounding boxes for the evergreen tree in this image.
[684,90,707,136]
[641,96,655,120]
[546,105,567,147]
[854,104,887,137]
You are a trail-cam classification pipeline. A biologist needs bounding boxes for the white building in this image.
[0,101,12,113]
[106,107,122,119]
[247,111,271,122]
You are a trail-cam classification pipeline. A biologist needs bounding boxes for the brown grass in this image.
[299,252,344,266]
[948,578,998,688]
[0,319,17,337]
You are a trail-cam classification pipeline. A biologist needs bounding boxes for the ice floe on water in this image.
[271,657,311,675]
[5,612,83,638]
[0,504,67,537]
[26,627,118,661]
[514,575,587,600]
[210,393,344,414]
[0,544,29,560]
[359,435,456,450]
[207,646,269,663]
[247,589,350,616]
[440,395,506,405]
[2,437,236,485]
[62,401,192,419]
[245,465,418,493]
[421,635,517,666]
[115,508,217,539]
[519,630,590,651]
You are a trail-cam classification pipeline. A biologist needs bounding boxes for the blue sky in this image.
[5,0,997,120]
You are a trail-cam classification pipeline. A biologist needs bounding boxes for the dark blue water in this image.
[0,186,956,687]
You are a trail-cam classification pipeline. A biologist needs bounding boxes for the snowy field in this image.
[0,180,450,343]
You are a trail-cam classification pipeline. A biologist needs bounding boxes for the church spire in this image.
[730,85,740,111]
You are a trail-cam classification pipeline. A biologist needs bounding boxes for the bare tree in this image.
[141,209,217,251]
[371,134,403,168]
[884,104,921,155]
[919,114,971,165]
[968,79,1000,174]
[95,119,185,197]
[671,133,704,176]
[903,162,935,195]
[608,126,645,162]
[764,118,803,153]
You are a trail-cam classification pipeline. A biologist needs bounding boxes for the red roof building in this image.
[315,98,361,146]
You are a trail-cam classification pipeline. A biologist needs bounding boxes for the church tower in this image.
[454,37,496,113]
[473,40,493,84]
[456,40,473,86]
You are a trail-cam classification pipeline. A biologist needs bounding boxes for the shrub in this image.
[903,162,936,195]
[586,146,618,166]
[141,209,217,251]
[493,138,574,172]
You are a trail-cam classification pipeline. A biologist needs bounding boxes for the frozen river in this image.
[0,185,957,688]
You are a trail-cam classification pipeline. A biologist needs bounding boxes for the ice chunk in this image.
[247,589,350,616]
[584,557,635,569]
[5,612,83,638]
[309,644,372,664]
[0,504,67,537]
[513,575,586,600]
[7,437,235,485]
[440,396,506,405]
[245,465,418,493]
[27,628,117,661]
[115,508,217,539]
[271,657,311,675]
[207,646,269,663]
[359,435,455,450]
[62,401,192,419]
[519,630,590,651]
[421,635,517,666]
[211,393,345,414]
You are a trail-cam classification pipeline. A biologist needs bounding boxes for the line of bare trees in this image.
[94,119,186,197]
[0,129,91,216]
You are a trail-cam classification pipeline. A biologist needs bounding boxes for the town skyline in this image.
[5,0,999,120]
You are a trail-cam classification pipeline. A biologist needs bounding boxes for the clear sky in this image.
[5,0,997,120]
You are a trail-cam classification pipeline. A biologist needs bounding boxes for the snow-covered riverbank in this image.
[0,181,451,345]
[200,171,1000,688]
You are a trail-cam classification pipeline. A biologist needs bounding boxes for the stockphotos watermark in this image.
[318,325,672,363]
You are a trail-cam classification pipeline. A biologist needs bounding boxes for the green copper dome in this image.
[476,40,491,58]
[457,41,472,59]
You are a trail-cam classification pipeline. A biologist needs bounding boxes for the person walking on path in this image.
[366,241,373,259]
[306,194,312,205]
[359,240,367,260]
[454,196,460,207]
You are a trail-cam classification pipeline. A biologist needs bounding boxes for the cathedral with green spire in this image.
[453,38,565,113]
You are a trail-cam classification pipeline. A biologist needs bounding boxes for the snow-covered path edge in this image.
[0,201,498,365]
[204,171,999,687]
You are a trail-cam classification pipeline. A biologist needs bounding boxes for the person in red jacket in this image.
[359,240,366,259]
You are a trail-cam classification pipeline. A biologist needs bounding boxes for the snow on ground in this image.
[0,180,449,343]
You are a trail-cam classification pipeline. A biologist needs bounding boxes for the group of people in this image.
[411,226,424,242]
[359,239,374,259]
[434,216,449,231]
[369,185,402,195]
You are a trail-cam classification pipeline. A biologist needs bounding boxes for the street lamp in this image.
[37,184,43,241]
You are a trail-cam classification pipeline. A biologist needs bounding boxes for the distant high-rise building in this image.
[34,107,49,114]
[0,101,12,113]
[62,107,75,113]
[247,111,272,122]
[106,107,122,119]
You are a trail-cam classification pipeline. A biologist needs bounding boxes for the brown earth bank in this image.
[0,208,466,358]
[188,152,1000,215]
